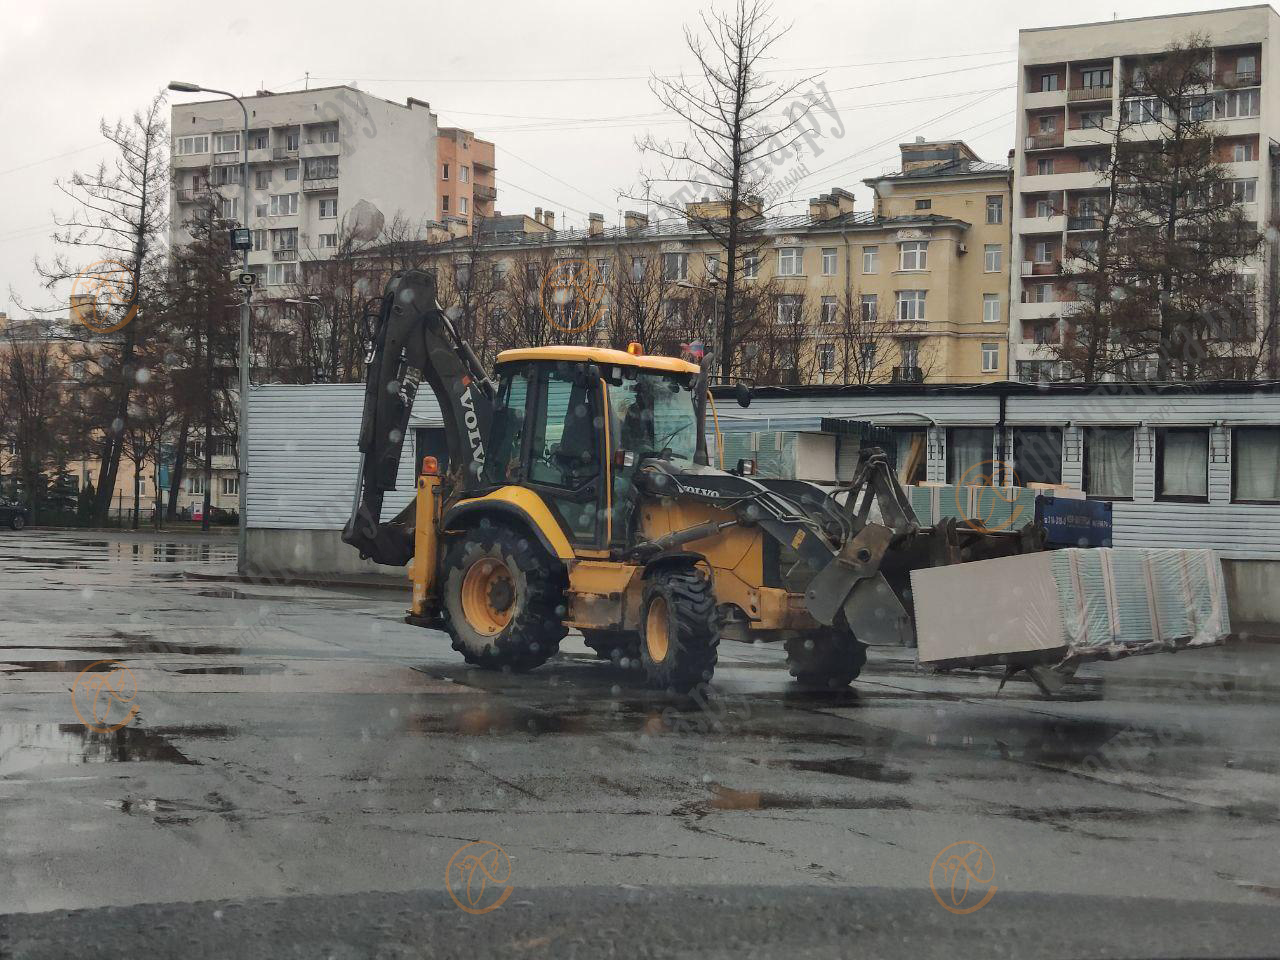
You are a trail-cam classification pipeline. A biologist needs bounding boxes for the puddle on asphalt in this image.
[173,665,285,676]
[1,659,121,674]
[702,783,911,812]
[4,542,235,567]
[0,723,215,776]
[783,756,912,783]
[109,791,240,826]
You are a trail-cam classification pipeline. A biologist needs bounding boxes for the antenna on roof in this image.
[305,71,310,90]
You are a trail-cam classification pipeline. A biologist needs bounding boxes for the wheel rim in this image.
[645,596,670,663]
[460,557,515,636]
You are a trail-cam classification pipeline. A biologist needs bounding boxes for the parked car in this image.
[0,499,31,531]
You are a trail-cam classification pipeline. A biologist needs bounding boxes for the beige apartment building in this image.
[422,139,1012,384]
[437,127,497,231]
[1011,5,1280,381]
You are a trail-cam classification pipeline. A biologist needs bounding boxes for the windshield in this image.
[607,370,699,462]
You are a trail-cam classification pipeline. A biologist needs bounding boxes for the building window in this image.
[818,343,835,373]
[1032,239,1054,263]
[862,246,878,273]
[1013,427,1063,485]
[221,476,239,496]
[303,157,338,180]
[1228,179,1257,204]
[948,428,995,484]
[1031,282,1055,303]
[1156,428,1209,502]
[896,290,926,321]
[1233,141,1257,162]
[460,196,468,215]
[899,241,928,271]
[285,132,300,151]
[1080,67,1111,89]
[1232,427,1280,502]
[982,293,1001,324]
[1236,54,1258,77]
[1034,198,1054,218]
[986,196,1003,224]
[1084,427,1134,499]
[900,339,919,369]
[859,294,878,323]
[1216,88,1260,119]
[915,199,932,210]
[251,229,267,252]
[442,163,450,180]
[1039,73,1060,92]
[319,233,338,248]
[820,295,837,325]
[628,256,645,281]
[705,254,720,278]
[821,247,837,275]
[777,247,803,276]
[442,195,449,212]
[1081,111,1106,129]
[175,135,209,155]
[1037,157,1054,175]
[743,254,759,279]
[459,165,470,183]
[981,342,999,373]
[188,474,206,496]
[596,258,612,282]
[984,243,1001,273]
[271,227,298,252]
[859,342,877,377]
[316,124,339,144]
[269,193,298,216]
[889,428,928,484]
[213,132,240,153]
[266,262,297,286]
[776,294,803,324]
[662,252,689,281]
[255,170,270,189]
[218,197,239,221]
[1037,115,1057,134]
[319,198,338,218]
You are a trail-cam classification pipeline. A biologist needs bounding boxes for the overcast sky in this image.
[0,0,1261,317]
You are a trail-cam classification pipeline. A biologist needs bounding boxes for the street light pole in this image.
[169,81,251,575]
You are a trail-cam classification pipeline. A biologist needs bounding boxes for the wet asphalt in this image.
[0,530,1278,959]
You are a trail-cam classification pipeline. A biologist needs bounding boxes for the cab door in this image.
[523,362,609,549]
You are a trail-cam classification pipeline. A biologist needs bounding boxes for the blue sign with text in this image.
[1035,495,1113,548]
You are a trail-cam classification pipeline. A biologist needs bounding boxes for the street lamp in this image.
[169,80,251,574]
[285,296,329,382]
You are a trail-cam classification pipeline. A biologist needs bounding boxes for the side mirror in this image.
[735,383,752,408]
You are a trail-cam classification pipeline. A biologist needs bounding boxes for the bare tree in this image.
[0,322,66,515]
[629,0,817,378]
[35,92,169,523]
[603,246,680,350]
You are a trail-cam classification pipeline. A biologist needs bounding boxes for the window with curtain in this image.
[888,428,927,485]
[1013,427,1063,485]
[1084,427,1134,499]
[947,428,994,484]
[1232,427,1280,502]
[1156,429,1209,501]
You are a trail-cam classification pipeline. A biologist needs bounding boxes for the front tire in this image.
[785,631,868,690]
[639,567,719,692]
[10,514,26,531]
[442,521,567,672]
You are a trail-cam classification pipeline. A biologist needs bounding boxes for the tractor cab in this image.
[482,346,703,551]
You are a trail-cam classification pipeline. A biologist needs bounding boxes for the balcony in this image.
[273,146,300,161]
[1067,214,1105,231]
[301,176,338,193]
[1067,83,1113,102]
[212,151,240,166]
[1021,259,1061,277]
[1024,132,1064,151]
[1024,89,1067,110]
[175,188,196,203]
[300,139,341,159]
[272,248,298,262]
[1220,70,1260,89]
[474,183,498,202]
[1020,213,1065,234]
[1022,320,1061,344]
[892,366,924,383]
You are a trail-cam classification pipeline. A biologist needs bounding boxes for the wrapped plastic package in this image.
[911,547,1230,668]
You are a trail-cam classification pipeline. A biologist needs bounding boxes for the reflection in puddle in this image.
[173,665,285,676]
[0,723,214,776]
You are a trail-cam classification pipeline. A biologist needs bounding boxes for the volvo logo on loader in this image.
[460,383,485,464]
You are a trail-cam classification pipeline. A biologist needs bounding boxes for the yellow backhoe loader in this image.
[342,270,1045,691]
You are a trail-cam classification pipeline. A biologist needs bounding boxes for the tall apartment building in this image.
[437,127,497,231]
[170,85,439,293]
[1010,5,1279,381]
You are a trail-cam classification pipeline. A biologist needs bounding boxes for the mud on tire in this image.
[581,629,640,664]
[785,630,868,690]
[441,520,567,672]
[639,566,719,692]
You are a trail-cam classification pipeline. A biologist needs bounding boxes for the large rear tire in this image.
[785,631,868,690]
[442,521,567,672]
[639,567,719,692]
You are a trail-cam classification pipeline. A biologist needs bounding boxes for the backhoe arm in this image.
[342,269,494,566]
